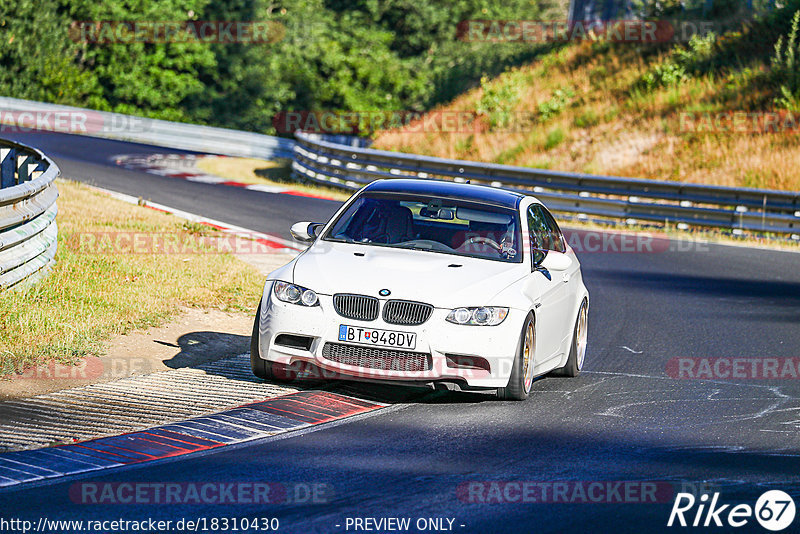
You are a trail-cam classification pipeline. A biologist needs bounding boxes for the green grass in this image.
[0,180,265,376]
[544,127,566,150]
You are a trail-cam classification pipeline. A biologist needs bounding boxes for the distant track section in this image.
[0,96,294,160]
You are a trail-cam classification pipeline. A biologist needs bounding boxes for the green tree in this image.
[58,0,216,121]
[0,0,101,106]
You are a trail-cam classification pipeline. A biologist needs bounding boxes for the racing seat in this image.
[349,202,415,244]
[382,205,415,243]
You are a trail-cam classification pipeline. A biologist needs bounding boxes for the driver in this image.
[456,221,509,257]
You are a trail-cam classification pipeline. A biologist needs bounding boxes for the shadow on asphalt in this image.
[164,331,251,369]
[165,336,499,406]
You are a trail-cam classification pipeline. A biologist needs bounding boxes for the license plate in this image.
[338,325,416,350]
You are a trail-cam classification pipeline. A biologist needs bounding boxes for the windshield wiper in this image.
[394,243,435,252]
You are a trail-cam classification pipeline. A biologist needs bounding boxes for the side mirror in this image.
[538,251,572,272]
[290,221,322,243]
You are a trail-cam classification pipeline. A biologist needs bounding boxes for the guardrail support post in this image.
[17,154,34,184]
[0,148,15,189]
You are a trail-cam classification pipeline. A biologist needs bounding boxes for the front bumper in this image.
[255,282,523,388]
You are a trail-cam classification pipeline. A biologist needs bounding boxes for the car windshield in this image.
[322,192,522,263]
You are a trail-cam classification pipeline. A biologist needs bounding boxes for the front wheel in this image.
[497,312,536,401]
[250,300,294,382]
[551,299,588,377]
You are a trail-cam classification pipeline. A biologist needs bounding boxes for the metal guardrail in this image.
[0,139,59,289]
[0,97,295,160]
[2,97,796,236]
[292,132,800,236]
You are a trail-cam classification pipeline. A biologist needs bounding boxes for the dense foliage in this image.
[0,0,562,133]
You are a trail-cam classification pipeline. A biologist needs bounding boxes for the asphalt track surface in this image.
[2,130,800,533]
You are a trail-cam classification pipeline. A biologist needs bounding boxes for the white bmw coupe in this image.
[251,179,588,400]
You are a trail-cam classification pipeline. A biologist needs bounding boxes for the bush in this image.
[538,88,574,121]
[772,10,800,110]
[544,127,565,150]
[641,62,688,90]
[639,33,717,91]
[574,108,600,128]
[0,0,103,107]
[0,0,559,135]
[476,73,524,129]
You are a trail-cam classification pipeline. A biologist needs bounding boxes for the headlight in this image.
[446,307,508,326]
[273,281,319,306]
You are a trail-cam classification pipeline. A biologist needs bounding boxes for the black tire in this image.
[550,300,588,378]
[497,312,536,401]
[250,300,295,382]
[250,300,271,379]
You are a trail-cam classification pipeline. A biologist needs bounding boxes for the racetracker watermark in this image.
[0,110,146,135]
[457,20,671,43]
[458,20,727,44]
[273,110,481,135]
[563,231,709,254]
[283,108,788,136]
[7,357,151,381]
[69,481,332,505]
[278,108,800,136]
[666,357,800,380]
[69,21,285,44]
[65,232,284,255]
[457,481,674,503]
[679,111,800,135]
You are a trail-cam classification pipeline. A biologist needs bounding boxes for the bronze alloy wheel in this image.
[575,301,588,371]
[497,312,536,401]
[522,320,535,394]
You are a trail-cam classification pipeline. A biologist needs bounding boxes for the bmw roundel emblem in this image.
[379,289,391,297]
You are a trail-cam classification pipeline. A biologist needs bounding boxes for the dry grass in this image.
[0,180,264,375]
[195,156,352,200]
[374,40,800,192]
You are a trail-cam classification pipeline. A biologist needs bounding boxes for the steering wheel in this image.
[462,236,503,252]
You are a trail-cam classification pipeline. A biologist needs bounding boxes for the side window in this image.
[539,206,566,253]
[527,206,548,265]
[528,205,566,262]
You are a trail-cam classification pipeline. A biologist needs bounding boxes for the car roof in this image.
[362,179,524,209]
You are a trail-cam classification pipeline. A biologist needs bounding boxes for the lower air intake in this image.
[322,342,431,372]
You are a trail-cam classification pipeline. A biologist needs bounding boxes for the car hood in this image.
[291,241,526,308]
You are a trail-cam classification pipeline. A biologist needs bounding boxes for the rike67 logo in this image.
[668,490,796,531]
